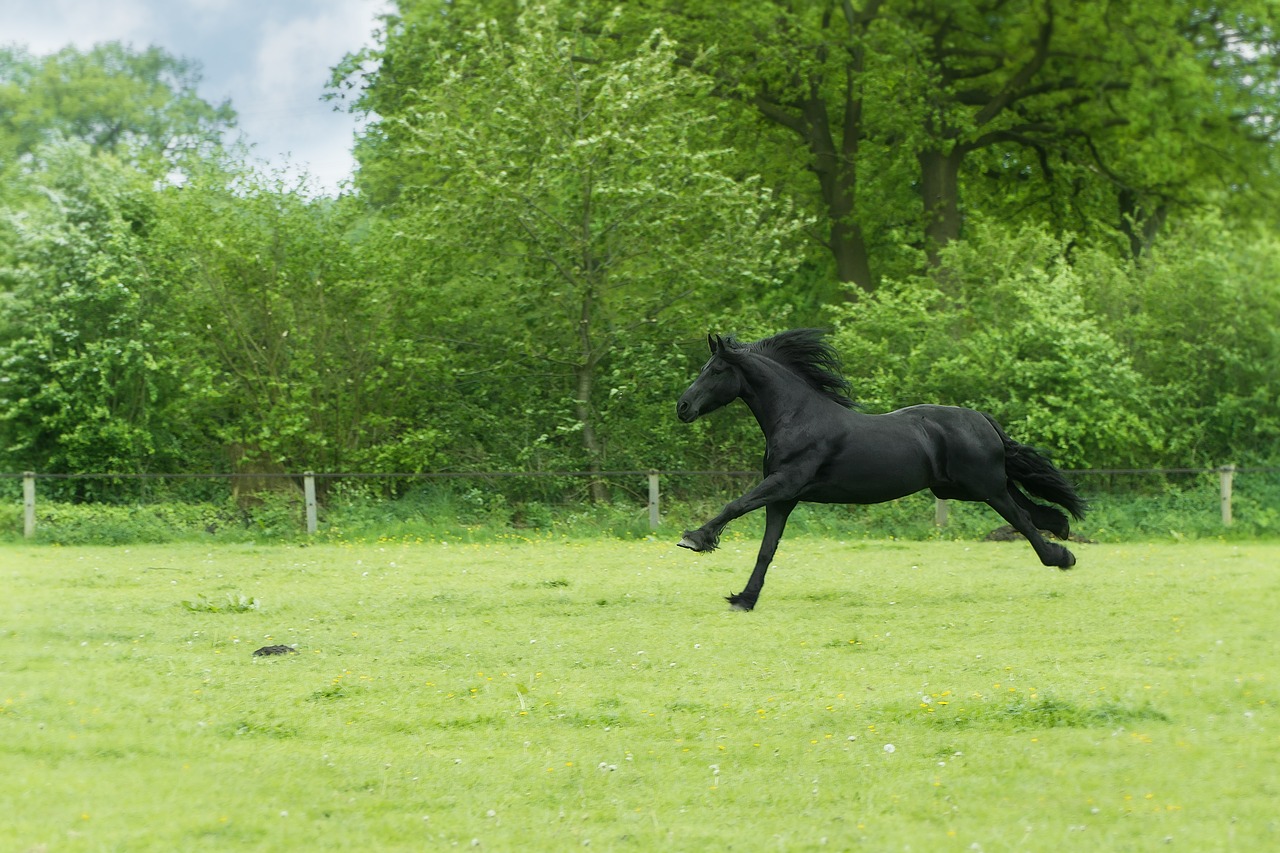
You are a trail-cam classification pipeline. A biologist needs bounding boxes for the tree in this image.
[1078,214,1280,463]
[146,165,408,476]
[383,5,807,497]
[899,0,1280,262]
[0,43,236,172]
[1,43,239,303]
[616,0,1280,282]
[0,142,202,491]
[351,1,1278,296]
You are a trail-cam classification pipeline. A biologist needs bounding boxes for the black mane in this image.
[724,329,855,409]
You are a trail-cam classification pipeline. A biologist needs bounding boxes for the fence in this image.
[6,465,1272,540]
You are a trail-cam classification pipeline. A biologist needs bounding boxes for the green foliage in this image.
[0,42,236,171]
[832,222,1161,469]
[1080,214,1280,464]
[374,3,808,484]
[146,167,403,474]
[0,143,205,491]
[9,467,1280,545]
[2,8,1279,504]
[7,492,305,546]
[829,215,1280,472]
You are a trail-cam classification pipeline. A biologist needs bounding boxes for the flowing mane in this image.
[723,329,855,409]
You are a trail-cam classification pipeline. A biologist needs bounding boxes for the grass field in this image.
[3,535,1277,851]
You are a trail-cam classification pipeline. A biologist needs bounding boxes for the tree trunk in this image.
[748,0,880,296]
[829,189,874,291]
[574,283,607,503]
[573,360,607,503]
[918,146,964,268]
[1118,189,1168,260]
[801,92,874,293]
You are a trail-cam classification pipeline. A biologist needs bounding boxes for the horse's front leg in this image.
[678,474,798,553]
[726,499,797,611]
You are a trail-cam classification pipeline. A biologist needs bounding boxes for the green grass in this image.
[2,537,1278,850]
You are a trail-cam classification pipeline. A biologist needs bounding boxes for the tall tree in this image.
[348,1,1278,292]
[380,5,807,496]
[545,1,1279,285]
[147,166,397,476]
[900,0,1279,262]
[0,142,199,487]
[0,43,235,171]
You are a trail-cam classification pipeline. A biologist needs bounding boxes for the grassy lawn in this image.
[3,535,1277,850]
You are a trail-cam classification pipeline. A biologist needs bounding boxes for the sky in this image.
[1,0,392,194]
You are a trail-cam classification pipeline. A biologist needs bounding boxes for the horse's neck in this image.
[738,356,824,436]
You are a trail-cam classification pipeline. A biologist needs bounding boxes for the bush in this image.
[831,221,1161,470]
[10,495,305,545]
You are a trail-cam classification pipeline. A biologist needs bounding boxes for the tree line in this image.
[2,1,1278,503]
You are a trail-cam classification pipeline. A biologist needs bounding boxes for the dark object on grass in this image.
[675,329,1087,611]
[252,644,298,656]
[986,524,1026,542]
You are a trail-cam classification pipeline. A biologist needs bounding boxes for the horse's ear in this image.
[707,333,718,355]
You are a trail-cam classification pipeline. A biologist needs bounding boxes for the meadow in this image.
[2,535,1277,851]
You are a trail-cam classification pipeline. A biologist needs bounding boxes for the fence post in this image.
[304,472,318,535]
[648,471,660,531]
[23,472,36,539]
[1219,464,1235,527]
[934,498,949,528]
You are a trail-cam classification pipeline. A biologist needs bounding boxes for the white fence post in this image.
[23,472,36,539]
[304,472,318,535]
[1219,464,1235,527]
[648,471,660,531]
[934,498,949,528]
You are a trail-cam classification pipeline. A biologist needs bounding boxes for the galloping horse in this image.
[676,329,1086,610]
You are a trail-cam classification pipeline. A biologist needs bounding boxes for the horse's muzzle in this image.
[676,399,697,423]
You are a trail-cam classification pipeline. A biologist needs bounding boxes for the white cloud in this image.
[2,0,152,53]
[1,0,389,194]
[235,1,388,190]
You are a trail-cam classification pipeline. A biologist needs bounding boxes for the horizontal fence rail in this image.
[5,465,1277,540]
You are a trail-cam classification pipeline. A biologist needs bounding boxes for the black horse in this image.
[675,329,1086,610]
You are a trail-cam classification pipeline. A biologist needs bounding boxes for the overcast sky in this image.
[1,0,391,194]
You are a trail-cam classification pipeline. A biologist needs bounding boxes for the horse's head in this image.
[677,334,743,423]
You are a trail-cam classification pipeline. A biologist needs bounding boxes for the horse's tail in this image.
[983,413,1088,520]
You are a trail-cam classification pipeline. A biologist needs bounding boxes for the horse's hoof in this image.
[679,531,719,552]
[725,594,756,611]
[1057,548,1076,570]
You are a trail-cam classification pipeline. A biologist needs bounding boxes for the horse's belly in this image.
[798,479,925,504]
[797,455,934,504]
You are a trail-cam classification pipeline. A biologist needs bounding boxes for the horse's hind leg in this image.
[727,500,796,611]
[986,490,1076,569]
[1010,486,1071,540]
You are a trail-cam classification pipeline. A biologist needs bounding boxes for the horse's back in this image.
[779,405,973,503]
[799,404,1006,504]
